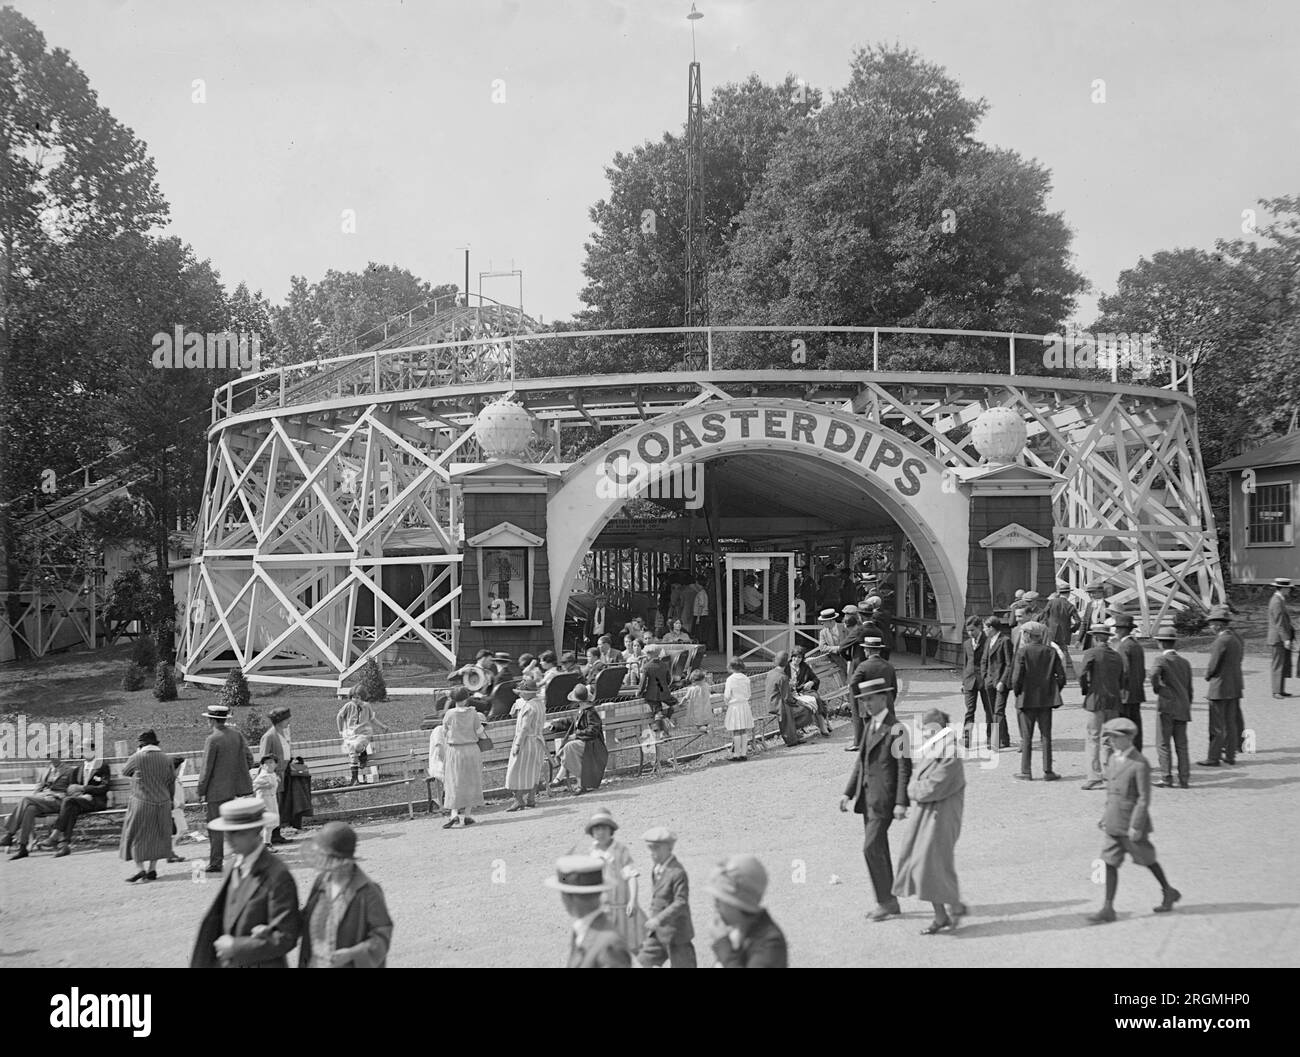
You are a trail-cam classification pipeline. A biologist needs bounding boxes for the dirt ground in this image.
[1,642,1296,968]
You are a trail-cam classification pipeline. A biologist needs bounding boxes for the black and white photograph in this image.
[0,0,1296,1003]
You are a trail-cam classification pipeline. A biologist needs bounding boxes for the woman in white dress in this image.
[587,807,645,953]
[440,686,487,829]
[723,658,754,761]
[505,677,547,811]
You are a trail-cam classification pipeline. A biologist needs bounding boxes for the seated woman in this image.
[535,650,560,689]
[551,685,609,795]
[790,646,832,731]
[623,639,646,686]
[660,619,692,644]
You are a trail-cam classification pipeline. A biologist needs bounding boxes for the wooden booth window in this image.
[1248,483,1293,545]
[481,547,530,621]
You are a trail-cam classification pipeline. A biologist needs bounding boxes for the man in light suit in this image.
[639,827,696,968]
[1199,606,1244,767]
[546,854,631,968]
[257,707,292,845]
[1,758,81,859]
[1077,582,1108,650]
[191,797,302,967]
[197,703,254,873]
[1086,718,1180,924]
[1079,624,1124,789]
[840,679,913,921]
[1267,577,1294,698]
[1112,612,1146,751]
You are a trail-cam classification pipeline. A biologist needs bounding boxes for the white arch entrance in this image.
[547,397,971,648]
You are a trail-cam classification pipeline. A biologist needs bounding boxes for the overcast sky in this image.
[12,0,1300,328]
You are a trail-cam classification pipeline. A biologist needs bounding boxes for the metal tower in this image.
[683,5,707,371]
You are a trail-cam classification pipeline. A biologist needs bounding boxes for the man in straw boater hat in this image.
[1111,611,1146,751]
[1266,577,1295,698]
[1149,624,1193,788]
[196,701,254,874]
[840,676,912,922]
[545,854,632,967]
[1086,717,1181,924]
[191,796,302,967]
[297,822,393,968]
[1199,604,1245,768]
[1079,622,1124,789]
[638,826,697,968]
[257,706,292,845]
[706,853,788,967]
[847,635,897,753]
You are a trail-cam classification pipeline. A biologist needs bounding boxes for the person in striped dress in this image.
[120,730,176,883]
[440,687,486,829]
[505,677,547,811]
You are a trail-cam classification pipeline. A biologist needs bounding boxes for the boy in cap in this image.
[1149,625,1192,788]
[706,854,788,967]
[1267,577,1294,698]
[1079,624,1124,789]
[1086,718,1180,923]
[639,827,696,967]
[1199,605,1244,767]
[546,854,631,968]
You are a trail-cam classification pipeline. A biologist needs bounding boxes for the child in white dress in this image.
[723,658,754,761]
[251,756,280,845]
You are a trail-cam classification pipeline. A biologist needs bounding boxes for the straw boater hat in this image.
[642,825,677,845]
[863,636,884,650]
[818,608,838,621]
[1089,623,1112,636]
[1207,604,1232,623]
[705,854,768,915]
[1101,717,1138,738]
[493,651,514,663]
[544,854,612,893]
[1274,577,1293,588]
[268,706,291,725]
[208,796,269,832]
[584,807,619,836]
[201,702,231,722]
[855,677,890,696]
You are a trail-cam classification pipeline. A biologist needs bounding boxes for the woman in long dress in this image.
[119,729,176,883]
[586,807,645,952]
[552,684,608,794]
[505,677,547,811]
[440,687,487,829]
[893,709,968,933]
[723,658,754,761]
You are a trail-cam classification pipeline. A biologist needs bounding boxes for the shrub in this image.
[130,634,157,671]
[357,658,388,701]
[219,666,251,711]
[121,661,149,691]
[240,707,268,745]
[153,661,178,701]
[1173,606,1209,637]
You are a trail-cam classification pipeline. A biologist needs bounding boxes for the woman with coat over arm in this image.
[120,729,176,883]
[298,822,393,968]
[892,709,968,934]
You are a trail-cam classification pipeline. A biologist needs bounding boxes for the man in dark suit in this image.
[39,748,112,856]
[960,616,991,749]
[980,615,1015,750]
[840,679,912,921]
[1112,613,1146,751]
[1150,625,1193,788]
[191,797,302,967]
[638,645,675,731]
[546,854,631,968]
[1267,577,1294,698]
[1199,605,1244,768]
[1079,624,1124,789]
[257,707,292,845]
[1042,581,1080,656]
[587,595,611,650]
[1,758,81,859]
[1011,622,1065,780]
[848,638,897,753]
[196,703,255,873]
[639,827,696,968]
[1086,718,1180,924]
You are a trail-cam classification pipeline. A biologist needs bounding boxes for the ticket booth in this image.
[725,553,796,665]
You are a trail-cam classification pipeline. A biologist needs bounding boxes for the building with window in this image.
[1211,432,1300,584]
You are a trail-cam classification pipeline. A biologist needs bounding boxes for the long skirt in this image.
[561,738,609,790]
[120,798,172,862]
[893,796,964,905]
[505,734,546,791]
[443,743,484,811]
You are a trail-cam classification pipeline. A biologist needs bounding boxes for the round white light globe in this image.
[970,407,1028,463]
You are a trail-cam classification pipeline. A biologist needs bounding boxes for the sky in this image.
[11,0,1300,328]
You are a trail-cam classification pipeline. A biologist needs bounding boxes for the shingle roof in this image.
[1210,432,1300,472]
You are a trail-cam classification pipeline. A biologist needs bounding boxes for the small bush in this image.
[1173,606,1209,636]
[356,658,388,701]
[121,661,149,692]
[240,707,268,745]
[219,666,251,711]
[130,634,157,671]
[153,661,178,701]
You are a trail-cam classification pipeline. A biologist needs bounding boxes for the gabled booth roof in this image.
[1211,431,1300,473]
[466,521,545,548]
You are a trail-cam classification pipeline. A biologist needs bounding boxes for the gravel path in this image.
[2,647,1296,968]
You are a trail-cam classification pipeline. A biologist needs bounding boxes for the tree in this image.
[356,657,387,701]
[153,660,177,701]
[218,666,251,711]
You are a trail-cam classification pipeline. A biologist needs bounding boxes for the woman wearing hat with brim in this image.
[586,808,645,953]
[505,677,547,811]
[815,608,842,658]
[297,822,393,968]
[551,684,608,795]
[706,854,788,967]
[120,730,177,883]
[440,686,488,828]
